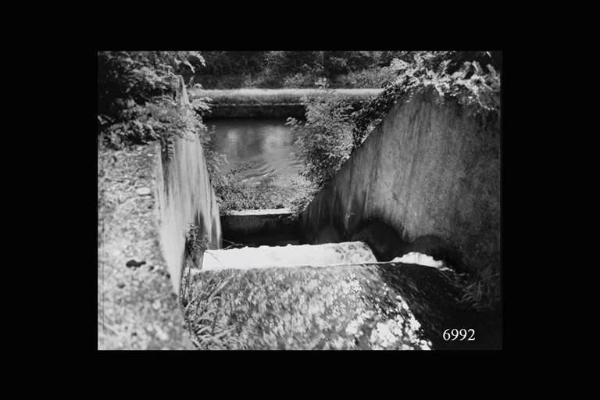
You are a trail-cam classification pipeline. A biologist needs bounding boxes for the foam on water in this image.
[201,242,377,271]
[392,252,450,270]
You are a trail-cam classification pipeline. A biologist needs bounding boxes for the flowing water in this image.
[206,118,304,187]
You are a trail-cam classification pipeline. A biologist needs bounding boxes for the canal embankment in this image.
[301,87,501,279]
[190,88,383,118]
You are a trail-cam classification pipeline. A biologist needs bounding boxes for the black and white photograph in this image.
[97,50,502,350]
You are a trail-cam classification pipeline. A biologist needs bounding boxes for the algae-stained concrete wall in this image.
[301,89,500,274]
[155,79,222,294]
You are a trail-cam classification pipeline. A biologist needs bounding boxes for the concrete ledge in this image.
[223,208,293,216]
[190,88,383,118]
[201,241,376,271]
[190,88,383,104]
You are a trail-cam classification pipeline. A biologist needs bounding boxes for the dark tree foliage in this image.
[323,51,377,77]
[192,51,400,89]
[190,51,501,90]
[200,51,268,75]
[98,51,205,120]
[265,51,323,75]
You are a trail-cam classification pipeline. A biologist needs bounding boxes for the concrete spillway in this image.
[201,241,376,271]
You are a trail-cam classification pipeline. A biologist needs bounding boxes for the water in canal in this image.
[206,118,305,187]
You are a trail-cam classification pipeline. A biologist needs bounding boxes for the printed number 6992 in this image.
[443,329,475,341]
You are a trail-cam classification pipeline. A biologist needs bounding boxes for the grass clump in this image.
[458,266,500,312]
[212,164,283,212]
[440,264,501,312]
[209,159,315,213]
[181,272,246,350]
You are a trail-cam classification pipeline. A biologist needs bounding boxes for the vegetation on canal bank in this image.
[98,51,209,149]
[351,51,501,150]
[287,92,356,189]
[184,51,402,89]
[97,51,249,210]
[287,51,501,191]
[183,51,500,92]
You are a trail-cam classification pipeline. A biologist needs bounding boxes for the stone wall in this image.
[301,88,500,275]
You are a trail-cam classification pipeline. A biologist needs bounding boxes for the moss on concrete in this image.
[182,262,498,350]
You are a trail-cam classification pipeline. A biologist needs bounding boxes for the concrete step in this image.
[201,241,376,271]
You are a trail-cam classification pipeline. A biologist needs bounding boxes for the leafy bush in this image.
[101,94,208,152]
[334,66,397,88]
[98,51,208,149]
[200,51,267,76]
[286,91,356,189]
[323,51,377,76]
[265,51,323,76]
[192,51,499,91]
[192,51,396,89]
[289,184,319,217]
[282,73,317,88]
[443,263,501,312]
[240,68,283,88]
[351,51,501,150]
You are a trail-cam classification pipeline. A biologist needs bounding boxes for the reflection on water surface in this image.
[207,118,304,187]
